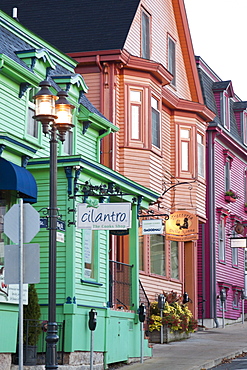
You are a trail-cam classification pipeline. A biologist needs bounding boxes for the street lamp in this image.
[33,80,74,370]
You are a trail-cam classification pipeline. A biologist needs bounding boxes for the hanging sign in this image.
[230,238,247,248]
[142,219,163,235]
[165,211,198,241]
[77,203,131,230]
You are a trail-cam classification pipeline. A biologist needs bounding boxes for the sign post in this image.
[19,199,24,370]
[4,202,40,370]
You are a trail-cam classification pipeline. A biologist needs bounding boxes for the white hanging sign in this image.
[142,219,163,235]
[77,203,131,230]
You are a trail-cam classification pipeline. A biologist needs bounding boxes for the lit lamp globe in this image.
[55,91,75,142]
[33,80,58,133]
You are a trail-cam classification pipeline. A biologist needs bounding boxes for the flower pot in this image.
[23,344,38,365]
[225,195,236,203]
[149,325,190,343]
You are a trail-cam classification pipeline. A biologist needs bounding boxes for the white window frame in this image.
[180,128,190,172]
[130,90,142,140]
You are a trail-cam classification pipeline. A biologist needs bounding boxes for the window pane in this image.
[151,97,158,110]
[168,37,176,85]
[150,234,165,276]
[131,105,140,139]
[152,108,160,147]
[139,228,144,271]
[84,229,95,279]
[181,129,190,139]
[243,113,247,145]
[130,91,141,102]
[181,141,189,171]
[219,221,225,261]
[64,130,73,155]
[232,247,238,266]
[225,161,230,191]
[27,107,38,138]
[197,134,204,177]
[142,11,150,59]
[170,241,179,279]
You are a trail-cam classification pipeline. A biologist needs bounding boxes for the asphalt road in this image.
[210,354,247,369]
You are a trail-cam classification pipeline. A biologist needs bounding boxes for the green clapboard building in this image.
[0,10,159,368]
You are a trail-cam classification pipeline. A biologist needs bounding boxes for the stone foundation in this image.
[0,354,11,370]
[9,352,104,370]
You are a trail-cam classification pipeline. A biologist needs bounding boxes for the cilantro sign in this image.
[77,202,131,230]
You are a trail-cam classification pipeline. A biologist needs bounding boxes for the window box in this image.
[225,195,236,203]
[225,190,238,203]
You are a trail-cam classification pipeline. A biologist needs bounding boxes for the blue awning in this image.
[0,158,37,203]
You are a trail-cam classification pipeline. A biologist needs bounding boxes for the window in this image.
[84,229,96,279]
[139,227,144,271]
[225,159,231,191]
[150,234,165,276]
[130,90,142,140]
[218,218,225,262]
[27,88,39,138]
[141,10,150,59]
[181,128,190,172]
[243,111,247,145]
[170,241,179,279]
[233,291,239,308]
[222,91,230,130]
[232,247,238,267]
[168,36,176,86]
[151,97,160,148]
[63,130,73,155]
[197,133,204,177]
[245,168,247,204]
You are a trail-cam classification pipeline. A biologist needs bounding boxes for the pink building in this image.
[196,57,247,327]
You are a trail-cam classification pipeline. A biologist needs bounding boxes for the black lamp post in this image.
[33,80,74,370]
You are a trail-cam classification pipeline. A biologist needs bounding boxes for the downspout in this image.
[97,128,111,162]
[208,130,219,327]
[95,55,104,114]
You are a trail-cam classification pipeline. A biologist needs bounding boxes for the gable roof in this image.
[0,0,140,53]
[0,10,111,126]
[196,56,245,146]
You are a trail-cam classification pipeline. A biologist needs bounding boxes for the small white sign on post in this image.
[230,238,247,248]
[77,203,131,230]
[142,219,163,235]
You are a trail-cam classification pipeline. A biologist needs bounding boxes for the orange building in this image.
[2,0,215,318]
[72,0,215,317]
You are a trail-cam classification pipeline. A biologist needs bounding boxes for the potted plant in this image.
[149,291,197,343]
[225,190,238,203]
[244,203,247,212]
[23,284,41,365]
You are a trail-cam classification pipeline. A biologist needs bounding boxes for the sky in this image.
[184,0,247,100]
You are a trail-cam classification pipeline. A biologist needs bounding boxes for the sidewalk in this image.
[121,321,247,370]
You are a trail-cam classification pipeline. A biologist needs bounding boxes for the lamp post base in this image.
[45,322,59,370]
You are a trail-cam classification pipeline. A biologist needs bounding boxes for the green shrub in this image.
[23,284,41,345]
